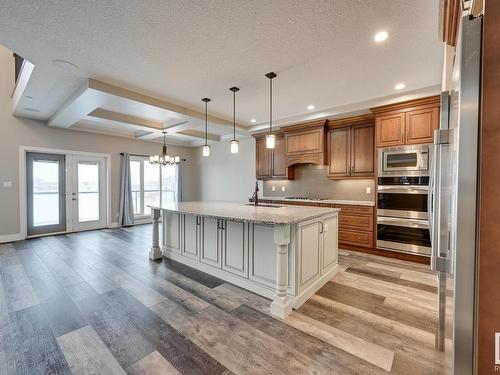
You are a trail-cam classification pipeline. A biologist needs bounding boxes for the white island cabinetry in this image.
[149,202,339,318]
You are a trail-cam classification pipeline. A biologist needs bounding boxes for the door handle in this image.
[319,222,324,233]
[72,198,78,201]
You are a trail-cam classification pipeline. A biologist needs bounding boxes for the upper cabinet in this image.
[254,133,294,180]
[371,95,440,148]
[284,120,327,166]
[327,114,375,179]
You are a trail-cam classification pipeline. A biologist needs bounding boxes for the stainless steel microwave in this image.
[378,145,431,177]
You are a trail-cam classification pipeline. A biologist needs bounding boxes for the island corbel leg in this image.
[270,223,292,318]
[149,208,162,260]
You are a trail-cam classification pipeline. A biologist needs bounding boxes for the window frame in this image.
[130,156,178,218]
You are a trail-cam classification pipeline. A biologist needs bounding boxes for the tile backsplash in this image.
[262,164,375,201]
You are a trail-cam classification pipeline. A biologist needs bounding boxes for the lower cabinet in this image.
[335,204,374,249]
[201,217,222,267]
[181,214,201,259]
[321,215,339,272]
[221,220,248,278]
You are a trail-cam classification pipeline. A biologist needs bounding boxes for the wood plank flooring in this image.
[0,224,452,374]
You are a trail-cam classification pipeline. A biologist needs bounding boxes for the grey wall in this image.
[193,137,258,202]
[0,47,196,237]
[262,164,375,201]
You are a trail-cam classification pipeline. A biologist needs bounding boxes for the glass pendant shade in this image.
[230,139,239,153]
[174,156,181,163]
[202,144,210,157]
[149,155,156,164]
[266,134,276,149]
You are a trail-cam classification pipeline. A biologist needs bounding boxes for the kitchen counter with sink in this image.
[148,201,339,318]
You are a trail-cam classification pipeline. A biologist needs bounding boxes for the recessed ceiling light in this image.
[250,118,257,123]
[395,83,406,90]
[52,59,79,71]
[307,105,315,110]
[374,31,388,42]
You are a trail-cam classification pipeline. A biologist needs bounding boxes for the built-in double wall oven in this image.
[377,145,432,256]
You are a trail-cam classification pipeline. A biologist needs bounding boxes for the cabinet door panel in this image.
[249,224,277,287]
[201,217,221,267]
[339,229,373,248]
[405,107,439,144]
[327,127,350,178]
[351,124,374,176]
[286,129,324,155]
[256,138,271,179]
[222,220,247,277]
[298,221,320,289]
[163,212,180,253]
[376,113,405,147]
[339,213,374,232]
[272,136,287,178]
[182,214,199,259]
[322,216,338,272]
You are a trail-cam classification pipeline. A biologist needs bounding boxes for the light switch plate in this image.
[272,186,276,192]
[366,187,371,194]
[281,186,285,192]
[3,181,12,188]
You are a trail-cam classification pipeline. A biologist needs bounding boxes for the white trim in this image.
[0,233,23,244]
[109,222,120,228]
[18,145,112,239]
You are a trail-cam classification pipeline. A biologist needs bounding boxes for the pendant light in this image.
[229,86,240,153]
[202,97,211,157]
[149,131,180,165]
[265,72,277,149]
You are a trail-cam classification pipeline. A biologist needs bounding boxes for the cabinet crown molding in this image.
[328,114,374,128]
[281,119,328,133]
[370,95,440,115]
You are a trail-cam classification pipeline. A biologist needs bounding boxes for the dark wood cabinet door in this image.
[351,124,374,177]
[327,127,350,178]
[375,113,405,147]
[405,107,439,144]
[255,138,271,179]
[272,136,287,178]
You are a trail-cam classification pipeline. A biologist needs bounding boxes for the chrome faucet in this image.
[252,181,259,206]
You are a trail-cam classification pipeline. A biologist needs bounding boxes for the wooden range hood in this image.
[283,119,328,167]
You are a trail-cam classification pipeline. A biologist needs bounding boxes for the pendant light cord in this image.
[233,90,236,140]
[205,100,208,145]
[269,77,273,133]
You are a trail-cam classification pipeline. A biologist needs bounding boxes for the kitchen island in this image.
[149,201,339,318]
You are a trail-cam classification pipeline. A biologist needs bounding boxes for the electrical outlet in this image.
[272,185,276,192]
[2,181,12,188]
[281,186,286,192]
[366,187,371,194]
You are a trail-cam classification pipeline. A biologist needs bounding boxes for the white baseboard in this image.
[0,233,24,244]
[109,222,120,228]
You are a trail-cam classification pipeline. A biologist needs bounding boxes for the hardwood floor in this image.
[0,225,452,374]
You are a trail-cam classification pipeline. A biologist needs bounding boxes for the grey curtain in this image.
[176,164,183,202]
[118,153,135,226]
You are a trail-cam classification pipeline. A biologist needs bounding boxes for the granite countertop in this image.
[254,196,375,207]
[149,201,339,225]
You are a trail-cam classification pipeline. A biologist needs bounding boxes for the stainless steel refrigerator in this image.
[429,14,482,374]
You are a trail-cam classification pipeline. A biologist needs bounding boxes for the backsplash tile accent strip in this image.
[262,165,375,201]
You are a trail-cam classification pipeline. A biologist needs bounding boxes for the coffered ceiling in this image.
[0,0,443,146]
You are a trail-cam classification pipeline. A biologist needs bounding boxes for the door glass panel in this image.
[378,192,428,212]
[377,224,431,247]
[144,162,160,215]
[32,160,60,226]
[386,152,418,168]
[130,160,141,214]
[78,162,99,222]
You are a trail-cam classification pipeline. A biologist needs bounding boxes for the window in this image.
[130,157,179,217]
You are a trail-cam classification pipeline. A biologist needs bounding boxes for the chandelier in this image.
[149,131,180,165]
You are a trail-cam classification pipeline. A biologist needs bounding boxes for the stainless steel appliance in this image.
[377,174,431,256]
[430,14,481,374]
[378,144,431,177]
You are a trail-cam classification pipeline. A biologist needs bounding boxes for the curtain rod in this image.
[120,152,187,162]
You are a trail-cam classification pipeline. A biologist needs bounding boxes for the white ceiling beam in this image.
[48,80,107,128]
[89,108,163,130]
[178,129,220,142]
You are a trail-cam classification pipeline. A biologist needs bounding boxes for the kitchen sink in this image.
[244,203,284,208]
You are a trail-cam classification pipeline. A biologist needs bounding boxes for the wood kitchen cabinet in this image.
[284,120,327,166]
[327,114,375,179]
[254,133,293,180]
[335,204,374,249]
[371,95,440,147]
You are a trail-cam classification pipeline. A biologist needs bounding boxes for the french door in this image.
[26,153,66,236]
[70,156,107,231]
[26,151,108,236]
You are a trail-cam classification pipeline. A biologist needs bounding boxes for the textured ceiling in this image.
[0,0,443,128]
